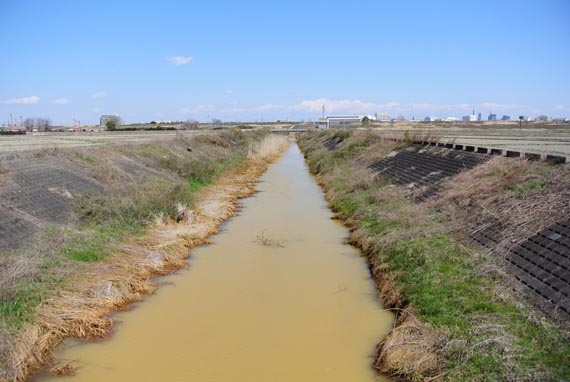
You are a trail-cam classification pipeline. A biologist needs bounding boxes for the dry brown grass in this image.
[48,362,76,376]
[0,163,12,187]
[403,128,442,145]
[247,134,290,161]
[375,315,442,381]
[256,229,285,248]
[430,157,570,260]
[0,257,40,300]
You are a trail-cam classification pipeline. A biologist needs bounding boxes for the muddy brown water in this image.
[39,143,394,382]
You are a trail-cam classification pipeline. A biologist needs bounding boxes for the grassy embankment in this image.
[0,130,273,380]
[298,130,570,382]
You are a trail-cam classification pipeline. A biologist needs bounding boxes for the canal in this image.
[39,142,393,382]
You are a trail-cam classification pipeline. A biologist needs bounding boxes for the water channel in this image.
[39,142,393,382]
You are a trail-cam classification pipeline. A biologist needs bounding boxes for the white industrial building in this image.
[315,115,374,128]
[375,113,390,122]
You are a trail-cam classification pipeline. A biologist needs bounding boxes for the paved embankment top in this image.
[370,127,570,158]
[0,131,210,156]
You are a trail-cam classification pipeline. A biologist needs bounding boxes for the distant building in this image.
[424,116,439,122]
[462,113,477,122]
[100,114,123,127]
[488,113,497,121]
[477,113,482,121]
[376,113,390,122]
[315,118,327,128]
[316,115,363,128]
[445,117,460,122]
[501,115,511,121]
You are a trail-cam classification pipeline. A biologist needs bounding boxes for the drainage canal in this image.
[39,143,393,382]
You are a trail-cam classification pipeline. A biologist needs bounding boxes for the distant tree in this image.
[361,116,370,126]
[23,117,51,131]
[183,119,199,129]
[396,114,406,121]
[23,118,34,131]
[536,115,548,122]
[106,120,117,130]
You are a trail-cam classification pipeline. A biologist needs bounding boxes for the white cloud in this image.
[384,101,402,109]
[173,98,539,119]
[3,95,40,104]
[293,98,380,113]
[166,56,193,65]
[291,98,473,114]
[52,98,69,105]
[257,104,277,111]
[409,103,471,112]
[177,104,216,114]
[553,105,570,112]
[91,91,107,99]
[479,102,524,111]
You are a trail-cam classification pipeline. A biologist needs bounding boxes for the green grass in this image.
[0,255,65,330]
[1,281,47,329]
[64,229,116,262]
[75,152,100,164]
[331,142,368,160]
[333,130,352,141]
[187,178,208,192]
[508,180,546,197]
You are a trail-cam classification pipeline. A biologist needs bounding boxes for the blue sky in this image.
[1,0,569,124]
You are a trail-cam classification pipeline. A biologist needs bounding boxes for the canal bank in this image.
[2,134,288,381]
[297,129,570,382]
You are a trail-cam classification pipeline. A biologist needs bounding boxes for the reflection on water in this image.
[40,143,393,382]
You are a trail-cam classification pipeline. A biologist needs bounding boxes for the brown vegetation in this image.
[256,229,285,248]
[432,156,570,256]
